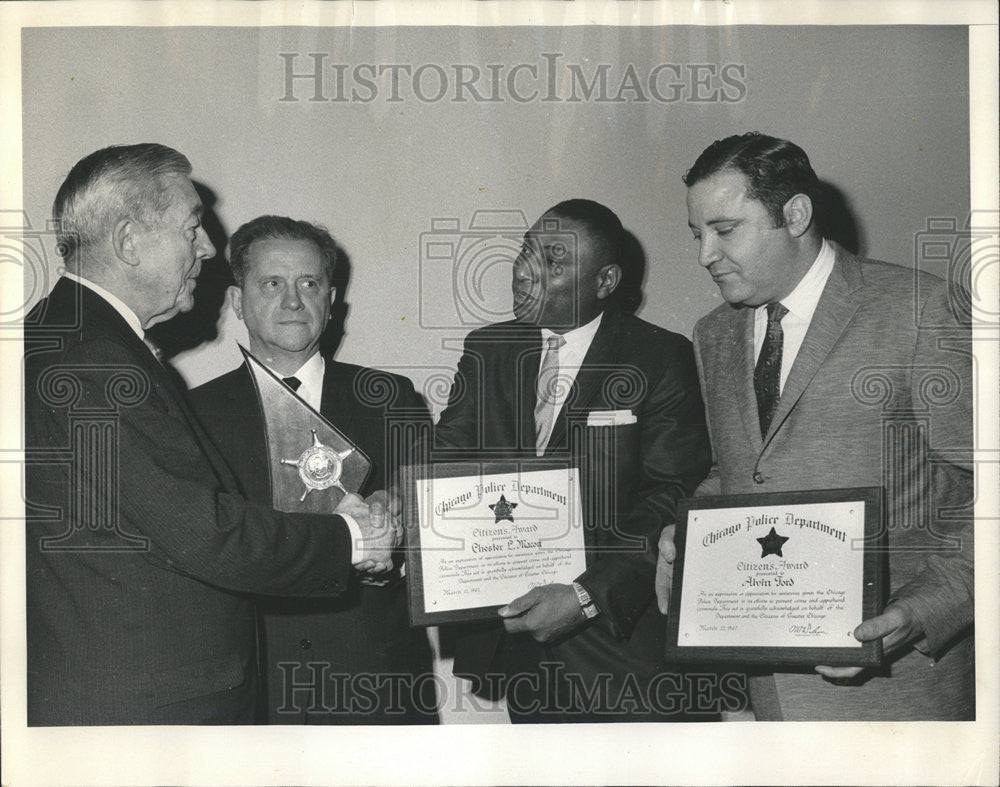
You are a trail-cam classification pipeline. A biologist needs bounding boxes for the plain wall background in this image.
[22,25,969,412]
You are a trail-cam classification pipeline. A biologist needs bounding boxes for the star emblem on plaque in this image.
[242,347,371,514]
[489,494,517,523]
[280,430,357,502]
[756,526,790,558]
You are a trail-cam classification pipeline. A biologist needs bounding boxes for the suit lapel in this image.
[319,361,358,438]
[547,310,618,452]
[732,307,764,452]
[517,331,544,451]
[763,247,863,448]
[66,278,243,490]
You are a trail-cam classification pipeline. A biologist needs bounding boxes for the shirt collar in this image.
[766,238,836,322]
[63,271,145,340]
[264,350,325,392]
[541,311,604,356]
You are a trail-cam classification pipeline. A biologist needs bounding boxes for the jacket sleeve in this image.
[34,336,355,598]
[890,280,974,655]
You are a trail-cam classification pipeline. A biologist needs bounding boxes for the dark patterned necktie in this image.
[754,302,789,438]
[282,376,302,392]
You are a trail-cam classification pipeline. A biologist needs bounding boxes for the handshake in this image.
[336,489,403,576]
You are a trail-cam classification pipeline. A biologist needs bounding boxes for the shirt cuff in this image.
[340,513,364,564]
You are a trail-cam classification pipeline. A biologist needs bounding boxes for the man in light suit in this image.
[434,199,717,722]
[656,132,974,720]
[189,215,436,724]
[24,144,394,725]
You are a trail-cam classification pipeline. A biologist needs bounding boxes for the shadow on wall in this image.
[818,180,864,257]
[148,182,231,360]
[319,239,352,360]
[611,228,647,316]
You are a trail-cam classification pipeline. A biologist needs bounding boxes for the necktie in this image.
[534,334,567,456]
[754,302,789,438]
[282,376,302,392]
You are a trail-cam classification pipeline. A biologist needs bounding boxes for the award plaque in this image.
[402,461,588,626]
[665,487,885,667]
[242,347,372,513]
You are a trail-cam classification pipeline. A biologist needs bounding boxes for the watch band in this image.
[572,581,599,619]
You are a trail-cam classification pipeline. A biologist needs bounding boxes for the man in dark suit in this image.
[189,215,436,724]
[433,199,715,722]
[657,132,974,720]
[24,144,394,726]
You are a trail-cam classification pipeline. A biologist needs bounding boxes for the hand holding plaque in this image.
[498,583,588,643]
[663,487,886,668]
[815,603,922,678]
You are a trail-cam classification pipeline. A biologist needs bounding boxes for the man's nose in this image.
[513,255,536,283]
[197,228,216,260]
[282,286,303,310]
[698,234,721,268]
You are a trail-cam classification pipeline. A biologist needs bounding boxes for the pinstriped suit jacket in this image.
[693,244,974,721]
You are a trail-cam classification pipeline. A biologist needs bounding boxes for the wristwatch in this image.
[571,581,599,619]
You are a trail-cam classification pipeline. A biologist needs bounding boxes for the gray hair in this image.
[52,143,192,262]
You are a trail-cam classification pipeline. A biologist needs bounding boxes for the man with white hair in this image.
[24,143,394,725]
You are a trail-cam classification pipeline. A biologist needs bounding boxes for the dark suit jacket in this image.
[24,278,356,726]
[433,306,712,714]
[189,359,436,724]
[694,244,974,720]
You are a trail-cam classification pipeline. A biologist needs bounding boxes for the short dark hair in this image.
[228,215,338,287]
[544,198,626,264]
[682,132,822,227]
[52,143,192,261]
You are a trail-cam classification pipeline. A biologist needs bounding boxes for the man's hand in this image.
[815,603,923,679]
[655,525,676,614]
[498,584,588,643]
[338,490,397,573]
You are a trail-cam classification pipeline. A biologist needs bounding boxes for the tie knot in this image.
[546,334,566,352]
[282,376,302,392]
[766,302,788,323]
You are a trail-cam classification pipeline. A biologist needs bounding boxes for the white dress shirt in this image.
[538,311,604,428]
[753,239,836,393]
[269,351,325,412]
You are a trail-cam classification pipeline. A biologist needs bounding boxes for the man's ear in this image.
[596,264,622,300]
[229,285,244,320]
[782,193,814,238]
[112,218,141,267]
[328,286,337,312]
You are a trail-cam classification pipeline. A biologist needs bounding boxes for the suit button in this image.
[753,472,765,484]
[299,638,312,650]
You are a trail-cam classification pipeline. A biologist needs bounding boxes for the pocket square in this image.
[586,409,637,426]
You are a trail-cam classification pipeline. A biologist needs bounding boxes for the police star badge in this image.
[242,347,371,513]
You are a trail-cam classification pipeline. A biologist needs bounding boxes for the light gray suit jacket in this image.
[693,243,974,721]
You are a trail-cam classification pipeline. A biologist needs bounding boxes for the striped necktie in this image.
[534,334,567,455]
